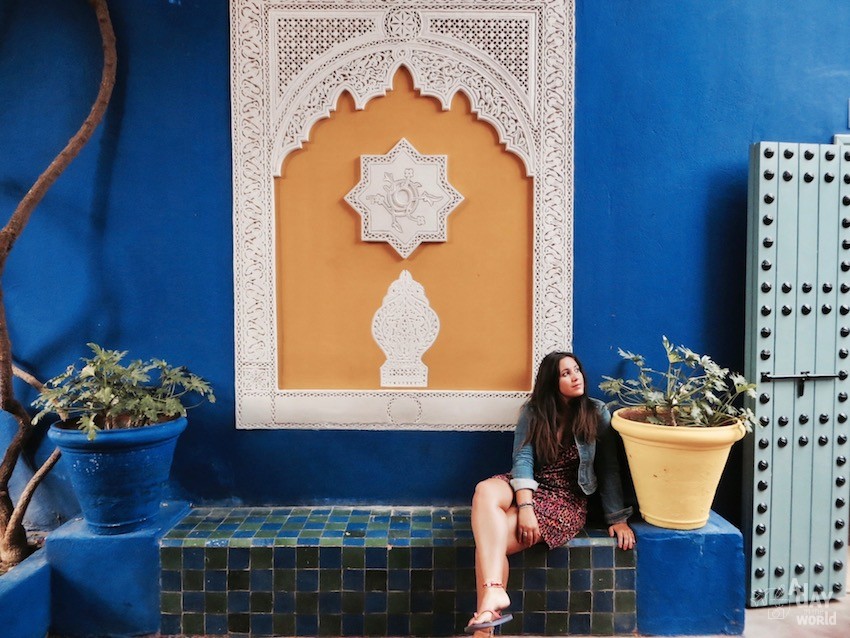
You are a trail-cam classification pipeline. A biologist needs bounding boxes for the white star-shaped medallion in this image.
[344,138,463,258]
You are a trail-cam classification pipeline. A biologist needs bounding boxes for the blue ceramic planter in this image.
[47,417,187,535]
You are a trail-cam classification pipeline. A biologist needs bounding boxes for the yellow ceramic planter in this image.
[611,409,747,530]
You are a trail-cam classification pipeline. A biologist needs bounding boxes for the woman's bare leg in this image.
[468,478,526,635]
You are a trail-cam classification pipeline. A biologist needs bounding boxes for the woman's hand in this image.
[608,521,635,550]
[516,506,541,547]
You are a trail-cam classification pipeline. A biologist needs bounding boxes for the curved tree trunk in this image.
[0,0,117,569]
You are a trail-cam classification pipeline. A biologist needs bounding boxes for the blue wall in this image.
[1,1,849,523]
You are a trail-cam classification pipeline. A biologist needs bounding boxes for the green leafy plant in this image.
[32,343,215,440]
[598,336,756,430]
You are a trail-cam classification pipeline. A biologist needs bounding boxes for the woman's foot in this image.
[464,608,513,635]
[465,582,512,634]
[478,582,511,617]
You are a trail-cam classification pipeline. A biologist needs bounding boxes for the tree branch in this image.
[5,447,62,547]
[0,0,116,403]
[0,0,116,566]
[13,364,45,393]
[0,0,116,258]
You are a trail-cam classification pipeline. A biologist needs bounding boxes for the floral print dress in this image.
[497,440,587,548]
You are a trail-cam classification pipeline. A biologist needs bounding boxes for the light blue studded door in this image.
[744,142,850,607]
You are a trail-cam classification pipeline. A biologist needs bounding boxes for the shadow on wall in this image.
[0,0,128,532]
[7,0,128,384]
[703,167,749,528]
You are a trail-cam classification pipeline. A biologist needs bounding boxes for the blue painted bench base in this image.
[0,550,50,638]
[45,500,189,637]
[634,511,745,635]
[29,505,745,636]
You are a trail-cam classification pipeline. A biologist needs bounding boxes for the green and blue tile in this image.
[160,506,636,636]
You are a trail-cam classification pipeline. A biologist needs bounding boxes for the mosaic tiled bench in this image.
[159,506,636,637]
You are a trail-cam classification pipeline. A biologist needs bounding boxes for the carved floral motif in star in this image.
[345,138,464,258]
[366,168,441,233]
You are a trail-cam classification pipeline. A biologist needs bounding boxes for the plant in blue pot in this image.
[32,344,215,535]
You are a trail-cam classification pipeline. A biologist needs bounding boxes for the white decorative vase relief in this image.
[372,271,440,387]
[345,138,463,258]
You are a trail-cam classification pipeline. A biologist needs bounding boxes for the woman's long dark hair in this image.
[524,351,599,465]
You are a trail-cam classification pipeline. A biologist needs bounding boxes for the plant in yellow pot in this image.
[599,337,756,530]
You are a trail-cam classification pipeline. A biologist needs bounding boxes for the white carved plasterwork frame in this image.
[231,0,575,430]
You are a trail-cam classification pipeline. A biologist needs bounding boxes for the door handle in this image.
[760,371,842,396]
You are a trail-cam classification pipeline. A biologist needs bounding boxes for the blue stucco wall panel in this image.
[1,0,850,518]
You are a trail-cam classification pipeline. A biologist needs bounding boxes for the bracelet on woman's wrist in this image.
[518,502,534,509]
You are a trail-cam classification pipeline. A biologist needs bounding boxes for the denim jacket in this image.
[509,398,633,525]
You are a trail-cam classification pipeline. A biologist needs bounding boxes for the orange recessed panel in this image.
[275,68,532,390]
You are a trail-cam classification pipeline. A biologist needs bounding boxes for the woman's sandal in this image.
[464,581,513,634]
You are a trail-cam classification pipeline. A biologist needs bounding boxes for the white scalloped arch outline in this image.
[271,50,536,177]
[231,0,574,430]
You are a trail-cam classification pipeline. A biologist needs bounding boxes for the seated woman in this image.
[466,351,635,635]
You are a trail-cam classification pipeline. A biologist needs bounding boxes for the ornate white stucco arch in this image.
[231,0,575,430]
[271,50,536,177]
